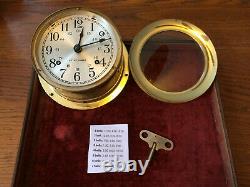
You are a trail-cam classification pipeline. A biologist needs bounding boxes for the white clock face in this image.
[36,10,119,88]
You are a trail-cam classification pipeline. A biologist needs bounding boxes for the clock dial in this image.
[36,12,119,87]
[32,8,129,110]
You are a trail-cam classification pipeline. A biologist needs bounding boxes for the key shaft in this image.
[147,142,156,163]
[142,142,157,175]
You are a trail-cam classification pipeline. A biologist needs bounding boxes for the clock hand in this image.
[79,38,111,48]
[78,28,84,45]
[74,28,84,53]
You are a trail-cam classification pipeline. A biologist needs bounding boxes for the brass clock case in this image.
[129,19,217,103]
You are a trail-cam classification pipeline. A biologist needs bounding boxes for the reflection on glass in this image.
[140,31,205,92]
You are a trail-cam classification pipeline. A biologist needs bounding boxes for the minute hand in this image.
[80,38,111,48]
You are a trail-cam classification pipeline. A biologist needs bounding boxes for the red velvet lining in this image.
[16,77,235,187]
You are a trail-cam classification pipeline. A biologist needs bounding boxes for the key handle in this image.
[139,130,174,151]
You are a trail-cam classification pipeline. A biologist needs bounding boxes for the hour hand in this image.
[74,28,84,53]
[78,28,84,45]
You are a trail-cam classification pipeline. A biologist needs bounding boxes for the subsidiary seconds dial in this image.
[38,14,118,87]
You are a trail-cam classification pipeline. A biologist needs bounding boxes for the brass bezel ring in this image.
[39,44,129,110]
[129,19,217,103]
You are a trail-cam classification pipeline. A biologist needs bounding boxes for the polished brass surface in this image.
[129,19,218,103]
[39,44,129,110]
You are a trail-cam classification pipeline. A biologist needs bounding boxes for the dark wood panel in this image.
[0,1,249,186]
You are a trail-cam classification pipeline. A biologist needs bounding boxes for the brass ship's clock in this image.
[32,7,129,110]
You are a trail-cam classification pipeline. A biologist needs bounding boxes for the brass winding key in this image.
[139,130,174,175]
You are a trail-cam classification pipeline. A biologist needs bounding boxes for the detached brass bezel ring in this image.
[129,19,217,103]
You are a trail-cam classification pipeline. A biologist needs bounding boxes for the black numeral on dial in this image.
[74,72,80,81]
[104,44,110,53]
[95,58,106,67]
[49,58,61,68]
[45,46,52,54]
[60,69,66,78]
[74,19,83,28]
[62,23,69,31]
[99,31,105,37]
[89,67,95,78]
[50,32,59,41]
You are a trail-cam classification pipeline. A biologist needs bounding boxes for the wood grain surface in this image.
[0,1,249,186]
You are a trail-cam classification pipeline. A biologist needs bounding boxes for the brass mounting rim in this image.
[39,44,129,110]
[129,19,218,103]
